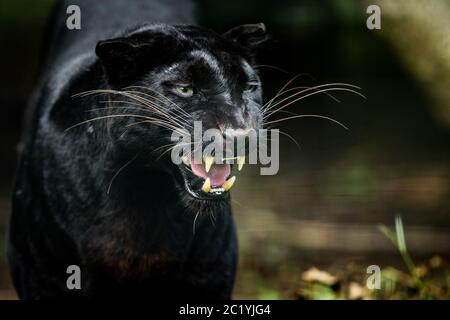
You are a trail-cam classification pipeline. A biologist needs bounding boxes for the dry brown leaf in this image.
[302,267,338,285]
[429,256,444,268]
[348,282,369,300]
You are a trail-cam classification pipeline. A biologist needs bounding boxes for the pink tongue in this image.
[190,162,231,187]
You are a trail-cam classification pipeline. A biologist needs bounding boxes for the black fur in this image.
[7,0,267,299]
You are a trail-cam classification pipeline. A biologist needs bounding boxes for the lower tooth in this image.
[222,176,236,191]
[201,178,211,193]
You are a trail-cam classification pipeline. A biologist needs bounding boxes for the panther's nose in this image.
[223,128,253,139]
[221,127,256,160]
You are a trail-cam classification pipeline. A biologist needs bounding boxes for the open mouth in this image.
[179,156,245,200]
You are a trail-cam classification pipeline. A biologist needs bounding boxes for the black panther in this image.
[7,0,268,299]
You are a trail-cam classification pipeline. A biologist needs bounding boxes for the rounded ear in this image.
[96,38,139,63]
[95,38,144,85]
[222,23,268,50]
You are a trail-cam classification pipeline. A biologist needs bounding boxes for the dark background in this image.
[0,0,449,299]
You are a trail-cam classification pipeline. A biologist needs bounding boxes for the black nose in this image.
[222,128,256,156]
[223,128,253,139]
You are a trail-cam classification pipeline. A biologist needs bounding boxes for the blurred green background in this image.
[0,0,449,299]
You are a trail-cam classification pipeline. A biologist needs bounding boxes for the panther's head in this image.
[93,23,268,203]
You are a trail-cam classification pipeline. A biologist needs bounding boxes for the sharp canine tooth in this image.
[204,156,214,173]
[237,156,245,171]
[202,178,211,193]
[222,176,236,191]
[181,156,190,165]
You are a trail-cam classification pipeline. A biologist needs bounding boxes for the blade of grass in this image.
[378,225,397,245]
[394,216,417,279]
[379,215,427,297]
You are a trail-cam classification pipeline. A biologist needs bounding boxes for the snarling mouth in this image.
[179,156,245,200]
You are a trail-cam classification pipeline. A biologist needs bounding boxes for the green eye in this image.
[245,81,260,92]
[175,86,194,97]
